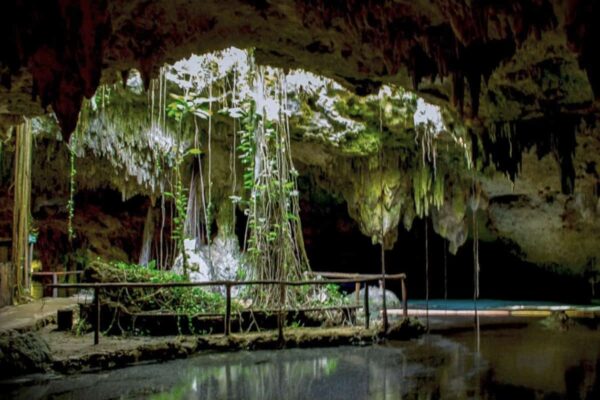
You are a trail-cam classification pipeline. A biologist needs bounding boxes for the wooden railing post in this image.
[52,273,58,298]
[94,287,100,345]
[225,283,231,336]
[364,283,370,329]
[278,282,285,342]
[355,281,360,305]
[382,274,388,333]
[401,278,408,318]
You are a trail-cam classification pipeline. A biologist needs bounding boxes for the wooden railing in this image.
[49,272,407,345]
[32,270,83,297]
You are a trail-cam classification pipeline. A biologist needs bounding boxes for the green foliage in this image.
[72,318,92,336]
[111,260,186,282]
[164,160,189,275]
[321,284,347,306]
[167,93,211,122]
[339,129,381,156]
[165,75,208,275]
[92,86,112,111]
[110,261,230,315]
[229,100,258,196]
[295,283,348,308]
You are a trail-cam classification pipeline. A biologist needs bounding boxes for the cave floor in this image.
[39,324,379,374]
[0,295,87,333]
[3,296,599,377]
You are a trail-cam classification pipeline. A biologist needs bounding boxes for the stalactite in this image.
[139,206,155,266]
[452,71,465,115]
[479,116,578,195]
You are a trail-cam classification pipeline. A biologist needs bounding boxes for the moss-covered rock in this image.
[0,331,52,377]
[386,318,426,340]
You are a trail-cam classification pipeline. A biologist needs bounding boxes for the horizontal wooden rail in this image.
[33,270,84,298]
[48,275,405,290]
[32,271,84,276]
[130,305,360,318]
[307,271,406,280]
[47,273,408,345]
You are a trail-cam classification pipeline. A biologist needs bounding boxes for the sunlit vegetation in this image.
[6,47,473,314]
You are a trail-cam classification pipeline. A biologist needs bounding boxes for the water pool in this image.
[2,321,599,399]
[407,298,598,310]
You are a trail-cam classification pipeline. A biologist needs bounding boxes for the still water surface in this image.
[3,321,599,399]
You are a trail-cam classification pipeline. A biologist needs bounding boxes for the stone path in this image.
[0,295,89,333]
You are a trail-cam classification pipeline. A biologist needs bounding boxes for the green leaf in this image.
[286,212,299,222]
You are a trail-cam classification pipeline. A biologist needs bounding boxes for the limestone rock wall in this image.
[0,0,596,142]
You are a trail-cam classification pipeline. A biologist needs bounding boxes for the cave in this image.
[1,1,600,398]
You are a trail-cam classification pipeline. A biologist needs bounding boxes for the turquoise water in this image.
[408,298,595,310]
[3,321,600,399]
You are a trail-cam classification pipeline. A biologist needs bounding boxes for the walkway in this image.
[0,294,89,333]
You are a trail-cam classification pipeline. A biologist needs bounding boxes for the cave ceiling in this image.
[2,0,600,141]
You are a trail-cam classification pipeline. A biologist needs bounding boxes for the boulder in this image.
[348,286,401,320]
[0,331,52,377]
[386,318,426,340]
[173,236,245,295]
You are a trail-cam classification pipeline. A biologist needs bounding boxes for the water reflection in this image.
[451,323,600,399]
[148,342,483,400]
[3,323,599,399]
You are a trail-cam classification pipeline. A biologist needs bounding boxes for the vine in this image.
[229,68,309,307]
[166,87,208,275]
[67,128,77,242]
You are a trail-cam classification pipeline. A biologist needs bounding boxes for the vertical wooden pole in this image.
[25,243,33,290]
[364,283,370,329]
[94,287,100,345]
[224,283,231,336]
[355,281,360,305]
[23,243,29,290]
[381,248,388,333]
[52,273,58,298]
[278,282,285,342]
[401,278,408,318]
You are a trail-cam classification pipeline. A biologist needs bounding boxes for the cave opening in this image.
[2,2,600,396]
